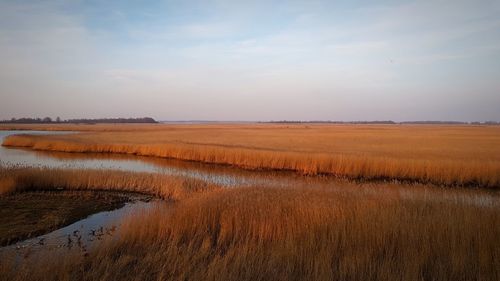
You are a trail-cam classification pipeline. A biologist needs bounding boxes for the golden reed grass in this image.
[2,124,500,187]
[2,186,498,281]
[0,166,219,200]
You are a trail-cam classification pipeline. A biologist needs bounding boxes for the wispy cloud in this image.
[0,0,499,121]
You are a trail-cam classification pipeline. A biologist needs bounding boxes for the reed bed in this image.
[0,166,219,200]
[2,186,499,281]
[3,124,500,187]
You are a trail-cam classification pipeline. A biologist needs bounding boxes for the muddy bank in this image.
[0,191,139,246]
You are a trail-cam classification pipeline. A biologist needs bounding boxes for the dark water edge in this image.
[0,130,499,261]
[0,191,158,262]
[0,191,152,247]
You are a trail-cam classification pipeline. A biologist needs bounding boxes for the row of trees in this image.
[0,117,158,124]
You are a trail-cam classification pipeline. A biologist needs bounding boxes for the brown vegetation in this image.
[3,124,500,187]
[2,185,499,281]
[0,166,219,200]
[1,124,499,280]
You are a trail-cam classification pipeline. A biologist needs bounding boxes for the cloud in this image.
[179,22,236,38]
[0,1,98,75]
[0,0,499,121]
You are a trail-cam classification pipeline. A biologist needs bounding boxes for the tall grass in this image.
[2,186,499,281]
[3,124,500,187]
[0,166,218,200]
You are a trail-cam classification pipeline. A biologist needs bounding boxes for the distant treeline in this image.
[0,117,158,124]
[264,120,500,125]
[1,118,498,125]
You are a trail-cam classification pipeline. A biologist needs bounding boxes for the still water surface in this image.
[1,130,499,205]
[0,130,316,256]
[0,130,299,187]
[0,130,498,257]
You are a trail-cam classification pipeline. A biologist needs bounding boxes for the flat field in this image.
[2,123,500,187]
[1,124,499,281]
[0,166,498,281]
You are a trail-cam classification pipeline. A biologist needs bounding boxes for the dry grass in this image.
[3,124,500,187]
[1,124,499,280]
[0,177,15,195]
[2,186,499,281]
[0,166,218,200]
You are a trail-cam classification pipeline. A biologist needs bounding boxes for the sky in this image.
[0,0,499,121]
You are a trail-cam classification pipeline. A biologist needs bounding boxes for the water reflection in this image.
[0,131,74,168]
[0,197,162,261]
[0,130,311,187]
[0,129,499,260]
[1,130,499,207]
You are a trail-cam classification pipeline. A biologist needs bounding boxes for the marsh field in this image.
[0,123,499,281]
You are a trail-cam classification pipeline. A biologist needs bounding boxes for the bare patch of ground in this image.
[0,191,131,246]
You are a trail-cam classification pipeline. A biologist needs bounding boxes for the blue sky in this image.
[1,0,499,121]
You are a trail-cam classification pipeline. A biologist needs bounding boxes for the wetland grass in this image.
[3,124,499,187]
[0,166,219,199]
[1,186,498,281]
[1,123,499,280]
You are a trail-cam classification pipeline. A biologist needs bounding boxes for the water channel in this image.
[0,130,498,259]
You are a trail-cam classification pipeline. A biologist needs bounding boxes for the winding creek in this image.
[1,130,499,259]
[0,130,309,187]
[0,130,327,259]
